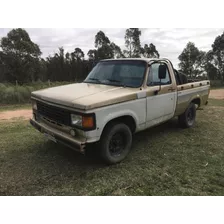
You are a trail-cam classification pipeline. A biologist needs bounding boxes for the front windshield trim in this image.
[84,80,133,88]
[83,60,148,88]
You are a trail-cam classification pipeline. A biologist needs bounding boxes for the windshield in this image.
[84,60,147,88]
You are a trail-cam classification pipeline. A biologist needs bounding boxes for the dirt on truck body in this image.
[28,58,212,164]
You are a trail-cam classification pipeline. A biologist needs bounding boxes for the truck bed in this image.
[175,79,210,116]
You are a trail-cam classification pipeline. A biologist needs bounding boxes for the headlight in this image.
[71,114,82,126]
[32,100,37,110]
[71,114,95,129]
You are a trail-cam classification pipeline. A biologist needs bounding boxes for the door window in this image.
[147,63,171,86]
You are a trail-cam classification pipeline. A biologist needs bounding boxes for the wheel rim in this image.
[109,132,126,157]
[187,107,195,125]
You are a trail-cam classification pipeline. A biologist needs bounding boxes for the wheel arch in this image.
[191,96,201,107]
[101,114,137,137]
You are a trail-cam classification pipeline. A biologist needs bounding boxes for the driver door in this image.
[146,62,176,128]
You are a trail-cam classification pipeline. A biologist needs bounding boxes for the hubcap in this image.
[109,132,125,157]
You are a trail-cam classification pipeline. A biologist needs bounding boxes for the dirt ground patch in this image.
[209,89,224,99]
[0,89,223,121]
[0,109,32,121]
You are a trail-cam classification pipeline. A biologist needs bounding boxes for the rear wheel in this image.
[99,122,132,164]
[178,102,196,128]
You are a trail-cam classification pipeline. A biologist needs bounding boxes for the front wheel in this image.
[99,122,132,165]
[178,102,196,128]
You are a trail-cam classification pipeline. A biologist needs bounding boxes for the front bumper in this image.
[30,118,86,153]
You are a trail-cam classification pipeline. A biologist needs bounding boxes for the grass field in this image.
[0,82,70,105]
[0,99,224,195]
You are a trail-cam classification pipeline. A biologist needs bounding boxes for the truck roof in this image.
[100,58,172,63]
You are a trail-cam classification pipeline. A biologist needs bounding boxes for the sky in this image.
[0,28,223,68]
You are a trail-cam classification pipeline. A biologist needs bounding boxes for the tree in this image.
[46,47,92,82]
[124,28,142,58]
[87,49,98,61]
[142,43,160,58]
[0,50,8,82]
[1,28,41,57]
[211,31,224,81]
[71,48,85,81]
[97,45,114,59]
[178,42,202,78]
[95,30,114,59]
[110,42,124,58]
[71,48,85,61]
[202,50,218,80]
[0,28,42,83]
[46,47,66,81]
[95,31,110,48]
[89,30,116,60]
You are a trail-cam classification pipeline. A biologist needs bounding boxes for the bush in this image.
[0,83,7,99]
[210,80,224,87]
[15,86,31,103]
[1,87,17,104]
[0,81,72,105]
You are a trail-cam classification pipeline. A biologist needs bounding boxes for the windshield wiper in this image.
[105,79,121,83]
[104,79,127,87]
[86,78,101,83]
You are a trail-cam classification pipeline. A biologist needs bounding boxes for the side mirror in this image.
[158,64,167,79]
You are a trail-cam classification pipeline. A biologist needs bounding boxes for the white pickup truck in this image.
[30,58,210,164]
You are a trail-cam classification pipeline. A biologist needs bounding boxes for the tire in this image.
[99,122,132,165]
[178,102,196,128]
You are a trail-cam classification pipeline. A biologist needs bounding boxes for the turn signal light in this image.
[82,116,94,128]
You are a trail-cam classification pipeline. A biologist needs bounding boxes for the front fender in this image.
[86,98,147,142]
[97,101,146,137]
[100,109,139,132]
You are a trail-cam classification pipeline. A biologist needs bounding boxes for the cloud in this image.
[0,28,223,67]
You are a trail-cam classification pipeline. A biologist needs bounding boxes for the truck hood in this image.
[31,83,139,110]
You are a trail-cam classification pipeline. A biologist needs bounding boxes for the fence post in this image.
[48,79,50,86]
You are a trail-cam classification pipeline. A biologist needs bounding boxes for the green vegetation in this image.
[1,28,223,87]
[178,35,224,83]
[0,28,159,84]
[0,81,70,104]
[211,86,224,89]
[208,98,224,107]
[0,101,224,196]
